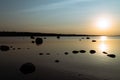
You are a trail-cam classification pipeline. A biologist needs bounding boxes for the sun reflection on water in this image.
[99,43,108,51]
[100,36,107,41]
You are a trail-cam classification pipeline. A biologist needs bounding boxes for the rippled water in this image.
[0,36,120,80]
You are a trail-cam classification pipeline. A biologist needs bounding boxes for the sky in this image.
[0,0,120,35]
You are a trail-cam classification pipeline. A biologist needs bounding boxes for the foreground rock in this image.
[72,50,79,54]
[80,50,86,53]
[92,40,96,42]
[20,63,36,74]
[103,51,108,54]
[90,50,96,54]
[107,54,116,58]
[0,45,10,51]
[35,38,43,45]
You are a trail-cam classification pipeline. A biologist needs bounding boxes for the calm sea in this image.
[0,36,120,80]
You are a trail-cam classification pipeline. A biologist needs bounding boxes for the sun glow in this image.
[95,16,112,30]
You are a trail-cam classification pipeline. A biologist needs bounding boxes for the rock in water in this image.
[30,36,35,39]
[35,38,43,45]
[72,50,79,54]
[107,54,116,58]
[20,63,36,74]
[80,50,86,53]
[0,45,10,51]
[90,50,96,54]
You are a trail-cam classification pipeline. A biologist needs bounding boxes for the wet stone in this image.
[92,40,96,42]
[80,50,86,53]
[103,51,108,54]
[30,36,35,39]
[32,41,35,43]
[0,45,10,51]
[72,50,79,54]
[90,50,96,54]
[107,54,116,58]
[35,38,43,45]
[39,53,43,55]
[64,52,69,55]
[20,63,36,74]
[12,48,15,50]
[86,37,90,39]
[55,60,60,63]
[17,48,21,50]
[46,53,50,55]
[57,36,60,39]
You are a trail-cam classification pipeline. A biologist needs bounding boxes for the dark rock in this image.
[32,41,35,43]
[12,48,15,50]
[39,53,43,55]
[82,37,84,39]
[103,51,108,54]
[55,60,60,63]
[80,50,86,53]
[107,54,116,58]
[72,50,79,54]
[57,36,60,39]
[20,63,36,74]
[44,37,47,39]
[92,40,96,42]
[86,37,90,39]
[64,52,69,55]
[0,45,10,51]
[46,53,50,55]
[30,36,35,39]
[35,38,43,45]
[10,46,13,48]
[90,50,96,54]
[17,48,21,50]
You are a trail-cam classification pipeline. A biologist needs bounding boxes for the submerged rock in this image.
[64,52,69,55]
[32,41,35,43]
[90,50,96,54]
[46,53,50,55]
[0,45,10,51]
[55,60,60,63]
[86,37,90,39]
[20,63,36,74]
[103,51,108,54]
[57,36,60,39]
[39,53,44,55]
[80,50,86,53]
[35,38,43,45]
[92,40,96,42]
[107,54,116,58]
[72,50,79,54]
[30,36,35,39]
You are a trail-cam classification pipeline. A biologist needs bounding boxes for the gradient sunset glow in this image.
[0,0,120,35]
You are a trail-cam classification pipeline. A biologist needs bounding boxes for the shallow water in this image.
[0,36,120,80]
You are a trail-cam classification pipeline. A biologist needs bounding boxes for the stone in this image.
[0,45,10,51]
[80,50,86,53]
[72,50,79,54]
[64,52,69,55]
[20,63,35,74]
[90,50,96,54]
[107,54,116,58]
[35,38,43,45]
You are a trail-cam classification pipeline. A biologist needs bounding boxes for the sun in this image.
[96,17,111,29]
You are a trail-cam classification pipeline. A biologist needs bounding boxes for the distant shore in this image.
[0,32,119,37]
